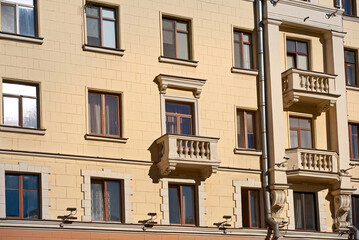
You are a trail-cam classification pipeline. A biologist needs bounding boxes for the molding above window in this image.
[83,45,125,56]
[158,56,198,67]
[0,32,43,44]
[234,148,262,156]
[0,125,46,135]
[155,74,206,98]
[231,67,259,76]
[84,134,128,143]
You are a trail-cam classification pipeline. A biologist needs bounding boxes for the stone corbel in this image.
[316,100,336,116]
[271,189,287,224]
[283,95,300,109]
[333,194,351,231]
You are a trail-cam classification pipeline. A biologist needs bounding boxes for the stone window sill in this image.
[231,67,259,76]
[347,86,359,92]
[83,45,125,56]
[159,56,198,67]
[234,148,262,156]
[85,134,128,143]
[0,32,43,44]
[0,125,46,135]
[343,15,359,23]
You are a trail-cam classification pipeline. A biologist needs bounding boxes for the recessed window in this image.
[165,101,193,135]
[5,174,40,219]
[241,188,262,228]
[349,123,359,160]
[234,31,253,69]
[342,0,356,16]
[169,184,196,225]
[162,17,190,60]
[91,179,122,222]
[1,0,36,37]
[286,39,309,70]
[289,117,312,148]
[85,4,117,49]
[352,195,359,229]
[294,192,318,231]
[237,110,256,149]
[88,92,121,137]
[345,49,357,86]
[2,81,39,129]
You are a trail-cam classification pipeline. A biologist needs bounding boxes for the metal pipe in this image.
[256,0,279,239]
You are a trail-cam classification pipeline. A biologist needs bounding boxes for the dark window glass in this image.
[349,123,359,159]
[289,117,312,148]
[286,40,309,70]
[169,184,196,225]
[234,31,253,69]
[353,195,359,229]
[237,110,256,149]
[294,192,318,231]
[165,102,193,135]
[345,49,357,86]
[241,188,262,228]
[162,18,190,60]
[343,0,356,16]
[5,174,39,219]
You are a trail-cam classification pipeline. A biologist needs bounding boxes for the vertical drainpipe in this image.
[256,0,279,239]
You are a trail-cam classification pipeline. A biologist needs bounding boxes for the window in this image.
[345,49,357,86]
[352,195,359,229]
[169,184,196,225]
[294,192,318,231]
[241,188,262,228]
[162,17,190,60]
[289,117,312,148]
[237,110,256,149]
[166,101,193,135]
[286,39,309,70]
[88,92,121,137]
[234,31,253,69]
[1,0,36,37]
[5,174,40,219]
[2,81,39,128]
[85,4,117,49]
[349,123,359,159]
[91,179,122,222]
[342,0,356,16]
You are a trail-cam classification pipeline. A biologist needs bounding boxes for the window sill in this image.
[83,45,125,56]
[343,15,359,23]
[231,67,259,76]
[234,148,262,156]
[85,134,128,143]
[347,85,359,92]
[0,32,43,44]
[0,125,46,135]
[159,56,198,67]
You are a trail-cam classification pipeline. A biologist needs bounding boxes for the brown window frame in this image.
[241,188,264,228]
[345,49,357,86]
[5,173,40,219]
[165,101,194,135]
[342,0,357,16]
[286,39,310,70]
[293,191,318,231]
[349,123,359,160]
[233,31,253,69]
[237,110,257,150]
[289,116,313,149]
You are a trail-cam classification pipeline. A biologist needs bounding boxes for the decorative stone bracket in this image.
[271,189,287,224]
[333,194,351,231]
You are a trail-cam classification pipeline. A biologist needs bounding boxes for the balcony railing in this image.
[156,134,220,179]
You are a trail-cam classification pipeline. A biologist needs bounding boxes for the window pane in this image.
[290,130,299,148]
[243,44,252,69]
[233,32,240,41]
[182,185,195,224]
[287,40,296,52]
[106,181,121,221]
[7,0,34,5]
[169,186,181,224]
[353,196,359,229]
[246,112,255,149]
[166,115,177,134]
[346,51,355,63]
[294,192,303,229]
[287,55,295,69]
[234,42,242,68]
[290,117,299,128]
[5,174,19,189]
[3,97,19,126]
[87,17,100,46]
[177,32,189,60]
[103,20,116,48]
[105,95,119,135]
[299,118,311,129]
[300,130,312,148]
[237,111,245,148]
[297,42,308,54]
[297,55,308,70]
[163,19,176,58]
[88,93,102,134]
[243,33,251,43]
[344,0,354,15]
[249,190,260,228]
[91,182,104,221]
[165,102,191,115]
[1,4,15,33]
[19,6,35,37]
[86,6,99,17]
[351,125,359,159]
[23,97,38,128]
[177,22,188,31]
[6,189,19,217]
[347,65,356,86]
[180,117,191,135]
[102,8,115,18]
[23,190,39,219]
[3,82,37,97]
[23,175,38,190]
[304,193,317,230]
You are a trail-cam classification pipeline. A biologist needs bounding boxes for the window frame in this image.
[349,123,359,160]
[165,100,194,135]
[289,116,313,149]
[352,195,359,229]
[345,49,357,86]
[237,109,257,150]
[293,191,318,231]
[233,30,253,70]
[342,0,357,16]
[5,173,40,219]
[286,39,310,70]
[241,188,264,228]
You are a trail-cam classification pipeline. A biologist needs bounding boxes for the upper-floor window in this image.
[1,0,36,37]
[91,179,122,222]
[287,39,309,71]
[237,110,256,149]
[349,123,359,160]
[289,117,312,148]
[345,49,357,86]
[342,0,356,16]
[353,195,359,229]
[85,4,117,49]
[294,192,318,231]
[241,188,262,228]
[169,184,196,225]
[88,92,121,137]
[5,173,39,219]
[162,17,190,60]
[234,31,253,69]
[3,81,39,129]
[166,101,193,135]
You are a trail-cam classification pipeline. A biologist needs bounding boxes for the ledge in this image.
[0,125,46,135]
[346,85,359,92]
[234,148,262,156]
[0,32,43,44]
[84,134,128,143]
[343,15,359,23]
[83,45,125,56]
[159,56,198,67]
[231,67,259,76]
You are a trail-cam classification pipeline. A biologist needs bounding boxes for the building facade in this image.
[0,0,358,239]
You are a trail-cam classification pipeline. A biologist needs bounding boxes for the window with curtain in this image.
[349,123,359,159]
[345,49,357,86]
[294,192,318,231]
[342,0,356,16]
[88,92,121,137]
[169,184,196,225]
[289,117,313,148]
[286,39,309,70]
[165,101,193,135]
[234,31,253,69]
[241,188,262,228]
[237,110,256,149]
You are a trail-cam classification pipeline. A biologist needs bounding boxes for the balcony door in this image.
[289,117,313,148]
[165,102,193,135]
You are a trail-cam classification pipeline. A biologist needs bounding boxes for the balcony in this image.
[282,69,340,116]
[156,134,220,179]
[285,148,340,183]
